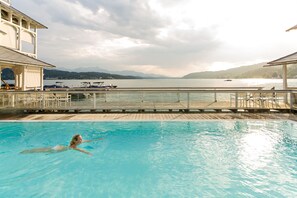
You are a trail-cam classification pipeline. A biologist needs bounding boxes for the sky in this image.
[12,0,297,77]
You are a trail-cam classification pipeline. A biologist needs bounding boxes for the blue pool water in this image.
[0,121,297,197]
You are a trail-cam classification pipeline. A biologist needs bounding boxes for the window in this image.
[1,9,9,21]
[12,15,19,25]
[30,24,36,32]
[22,19,28,28]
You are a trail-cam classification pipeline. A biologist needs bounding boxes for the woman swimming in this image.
[20,134,102,155]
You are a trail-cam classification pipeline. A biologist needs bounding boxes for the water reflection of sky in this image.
[238,129,279,170]
[236,120,297,190]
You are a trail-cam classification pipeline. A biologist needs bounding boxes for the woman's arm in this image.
[82,138,103,143]
[73,148,92,155]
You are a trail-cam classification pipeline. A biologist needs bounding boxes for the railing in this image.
[0,88,295,113]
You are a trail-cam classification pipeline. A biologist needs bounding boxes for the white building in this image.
[0,0,54,91]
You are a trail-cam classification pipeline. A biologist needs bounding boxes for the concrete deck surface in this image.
[0,113,297,121]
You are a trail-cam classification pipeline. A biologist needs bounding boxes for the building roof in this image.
[286,24,297,32]
[0,45,55,68]
[265,52,297,67]
[0,2,47,29]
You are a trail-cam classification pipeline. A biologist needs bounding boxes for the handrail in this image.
[0,89,294,112]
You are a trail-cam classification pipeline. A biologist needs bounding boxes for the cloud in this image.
[12,0,297,77]
[12,0,221,76]
[33,0,167,40]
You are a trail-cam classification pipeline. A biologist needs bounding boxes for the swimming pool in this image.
[0,120,297,197]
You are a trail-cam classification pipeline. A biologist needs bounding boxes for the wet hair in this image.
[69,134,81,147]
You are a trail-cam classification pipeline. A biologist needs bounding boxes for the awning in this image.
[286,24,297,32]
[265,52,297,91]
[0,45,55,68]
[265,52,297,67]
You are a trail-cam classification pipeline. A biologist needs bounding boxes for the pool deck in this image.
[1,113,297,121]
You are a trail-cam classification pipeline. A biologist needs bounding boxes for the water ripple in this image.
[1,121,297,197]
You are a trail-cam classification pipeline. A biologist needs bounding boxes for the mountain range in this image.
[2,62,297,80]
[183,63,297,79]
[1,68,145,80]
[59,66,167,78]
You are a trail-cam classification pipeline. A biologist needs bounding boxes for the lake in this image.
[44,79,297,89]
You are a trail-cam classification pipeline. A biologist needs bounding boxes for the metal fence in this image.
[0,88,295,113]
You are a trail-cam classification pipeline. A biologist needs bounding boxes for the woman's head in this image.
[69,134,83,147]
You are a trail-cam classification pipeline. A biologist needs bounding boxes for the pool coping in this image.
[0,113,297,122]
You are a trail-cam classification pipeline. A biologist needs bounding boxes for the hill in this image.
[43,69,143,80]
[62,66,167,78]
[183,63,297,79]
[1,68,145,80]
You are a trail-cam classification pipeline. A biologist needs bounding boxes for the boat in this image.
[69,81,117,100]
[43,81,117,93]
[43,82,69,90]
[77,81,117,89]
[224,79,232,82]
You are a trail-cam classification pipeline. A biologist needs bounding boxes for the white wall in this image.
[0,7,37,56]
[0,22,17,49]
[24,66,41,90]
